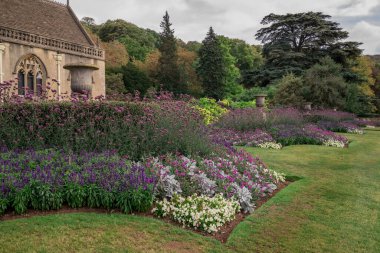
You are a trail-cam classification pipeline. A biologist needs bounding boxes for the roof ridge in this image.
[38,0,67,7]
[66,5,96,46]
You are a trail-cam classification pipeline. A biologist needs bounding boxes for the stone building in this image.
[0,0,105,99]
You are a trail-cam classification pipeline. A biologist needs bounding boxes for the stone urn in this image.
[304,102,312,111]
[255,94,267,108]
[63,63,99,94]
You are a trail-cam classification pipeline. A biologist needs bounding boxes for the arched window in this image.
[36,72,43,96]
[18,71,25,96]
[15,55,47,96]
[27,72,34,95]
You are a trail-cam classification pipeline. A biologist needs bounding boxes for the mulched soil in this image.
[0,181,291,243]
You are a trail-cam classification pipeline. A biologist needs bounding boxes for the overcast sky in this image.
[62,0,380,54]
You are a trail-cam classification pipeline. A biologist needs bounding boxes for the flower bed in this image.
[0,99,213,160]
[0,147,286,232]
[153,194,240,233]
[146,149,285,214]
[270,124,349,147]
[208,128,281,149]
[0,149,156,215]
[316,121,364,134]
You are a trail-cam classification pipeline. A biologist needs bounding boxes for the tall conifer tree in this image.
[197,27,227,100]
[158,11,183,94]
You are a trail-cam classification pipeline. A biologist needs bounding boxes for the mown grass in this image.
[0,129,379,253]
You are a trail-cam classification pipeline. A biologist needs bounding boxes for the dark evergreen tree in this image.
[121,62,153,95]
[253,12,362,85]
[197,27,227,100]
[157,11,183,94]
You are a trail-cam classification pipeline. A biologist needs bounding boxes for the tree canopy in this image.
[254,12,362,84]
[98,19,159,61]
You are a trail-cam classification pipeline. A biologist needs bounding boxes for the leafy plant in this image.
[30,182,63,211]
[13,186,32,214]
[195,98,228,125]
[117,189,153,214]
[0,197,8,215]
[64,184,86,209]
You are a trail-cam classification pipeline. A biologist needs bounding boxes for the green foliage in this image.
[121,62,153,95]
[197,27,241,100]
[158,12,184,94]
[85,185,103,209]
[5,183,153,215]
[0,197,7,215]
[117,189,154,214]
[184,41,202,52]
[98,19,159,61]
[344,83,376,115]
[64,184,87,209]
[106,72,127,95]
[30,182,63,211]
[195,98,228,125]
[197,27,226,99]
[273,73,306,107]
[303,57,348,108]
[220,37,264,85]
[13,186,31,214]
[119,36,154,62]
[218,37,242,98]
[229,100,256,109]
[255,12,362,84]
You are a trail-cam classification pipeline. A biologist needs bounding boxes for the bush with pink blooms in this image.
[213,107,359,148]
[0,97,214,160]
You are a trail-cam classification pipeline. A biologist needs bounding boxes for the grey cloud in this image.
[62,0,380,54]
[337,0,361,10]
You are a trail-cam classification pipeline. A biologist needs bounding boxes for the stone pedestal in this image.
[304,103,312,111]
[255,94,267,108]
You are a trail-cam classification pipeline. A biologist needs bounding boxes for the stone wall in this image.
[0,42,105,99]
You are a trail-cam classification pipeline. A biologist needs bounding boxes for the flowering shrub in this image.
[307,110,356,123]
[208,128,278,148]
[146,149,285,213]
[194,98,228,125]
[323,139,346,148]
[304,125,349,148]
[0,99,214,160]
[153,194,240,233]
[0,149,156,214]
[216,108,267,131]
[267,108,304,126]
[316,121,363,134]
[257,142,283,149]
[270,124,349,148]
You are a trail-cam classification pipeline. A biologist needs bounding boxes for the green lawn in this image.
[0,129,379,253]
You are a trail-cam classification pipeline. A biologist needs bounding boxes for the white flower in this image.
[258,142,282,149]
